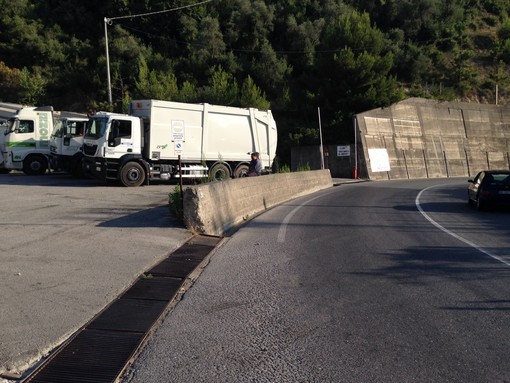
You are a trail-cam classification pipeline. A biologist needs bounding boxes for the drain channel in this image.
[22,234,222,383]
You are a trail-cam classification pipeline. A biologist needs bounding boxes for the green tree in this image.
[134,57,179,100]
[202,66,239,105]
[317,10,403,142]
[240,75,270,109]
[177,80,198,103]
[0,61,21,102]
[19,67,47,105]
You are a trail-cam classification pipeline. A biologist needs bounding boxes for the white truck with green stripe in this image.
[3,106,54,175]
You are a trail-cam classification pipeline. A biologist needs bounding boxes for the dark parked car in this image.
[467,170,510,210]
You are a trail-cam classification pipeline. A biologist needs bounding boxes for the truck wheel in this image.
[120,161,145,187]
[209,163,230,181]
[23,155,48,175]
[234,164,249,178]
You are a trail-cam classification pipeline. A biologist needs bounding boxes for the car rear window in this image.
[487,173,510,184]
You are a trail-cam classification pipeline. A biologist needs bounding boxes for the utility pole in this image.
[104,17,113,105]
[318,107,325,170]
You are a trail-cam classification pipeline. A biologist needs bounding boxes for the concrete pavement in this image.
[0,173,192,381]
[0,174,360,382]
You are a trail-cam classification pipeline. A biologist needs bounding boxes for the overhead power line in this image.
[105,0,214,24]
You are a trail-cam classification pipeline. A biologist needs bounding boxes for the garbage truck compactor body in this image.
[82,100,278,187]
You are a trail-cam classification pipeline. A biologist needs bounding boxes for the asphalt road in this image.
[123,178,510,383]
[0,173,191,378]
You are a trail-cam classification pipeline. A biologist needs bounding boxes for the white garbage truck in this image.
[2,105,88,175]
[82,99,278,186]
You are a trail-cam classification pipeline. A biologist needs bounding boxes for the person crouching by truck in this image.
[247,152,262,176]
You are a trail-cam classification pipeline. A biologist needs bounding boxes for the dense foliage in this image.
[1,0,509,163]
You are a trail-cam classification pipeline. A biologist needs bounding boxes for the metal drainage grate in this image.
[87,298,169,332]
[23,235,222,383]
[121,276,183,301]
[24,330,145,383]
[171,243,217,258]
[148,257,206,278]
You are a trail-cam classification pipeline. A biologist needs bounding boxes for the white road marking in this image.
[277,189,339,243]
[415,184,510,267]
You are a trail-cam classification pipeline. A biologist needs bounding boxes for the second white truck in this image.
[82,99,278,186]
[50,113,89,176]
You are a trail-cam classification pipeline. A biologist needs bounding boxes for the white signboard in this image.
[337,145,351,157]
[171,120,185,141]
[368,148,391,172]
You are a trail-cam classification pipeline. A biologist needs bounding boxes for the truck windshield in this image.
[3,118,16,135]
[84,117,108,139]
[51,120,64,138]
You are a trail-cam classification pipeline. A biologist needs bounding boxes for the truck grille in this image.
[83,143,97,156]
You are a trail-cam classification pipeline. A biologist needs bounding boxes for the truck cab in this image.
[82,112,145,185]
[50,114,88,176]
[3,106,54,175]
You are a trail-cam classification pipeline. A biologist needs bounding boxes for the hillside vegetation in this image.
[1,0,509,162]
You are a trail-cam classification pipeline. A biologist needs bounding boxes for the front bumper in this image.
[82,156,107,180]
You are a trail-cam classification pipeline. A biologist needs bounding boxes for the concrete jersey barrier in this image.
[183,169,333,236]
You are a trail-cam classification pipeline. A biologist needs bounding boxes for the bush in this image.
[168,186,183,219]
[278,164,291,173]
[297,162,311,171]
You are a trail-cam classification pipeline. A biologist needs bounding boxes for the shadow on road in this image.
[97,205,186,228]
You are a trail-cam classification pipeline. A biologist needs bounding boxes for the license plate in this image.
[499,191,510,195]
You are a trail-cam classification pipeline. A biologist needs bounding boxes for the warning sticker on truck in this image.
[171,120,185,141]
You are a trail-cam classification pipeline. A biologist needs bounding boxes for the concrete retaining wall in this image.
[183,169,333,236]
[356,97,510,180]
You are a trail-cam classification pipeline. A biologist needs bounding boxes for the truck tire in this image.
[209,163,230,181]
[234,164,249,178]
[120,161,145,187]
[23,155,48,175]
